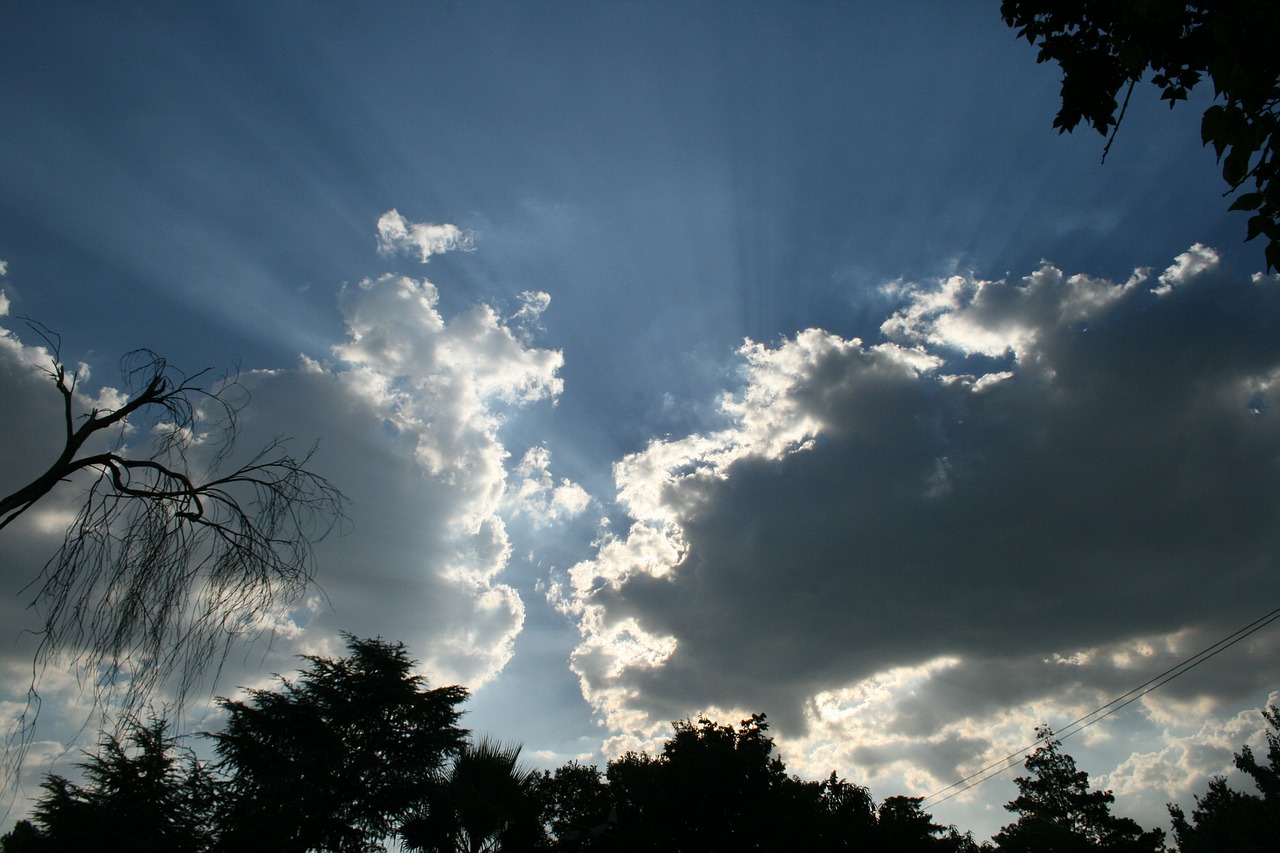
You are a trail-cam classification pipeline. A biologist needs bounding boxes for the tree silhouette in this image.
[1001,1,1280,270]
[0,332,345,786]
[604,714,796,851]
[1169,703,1280,852]
[518,712,993,852]
[992,727,1163,852]
[877,795,986,852]
[210,635,467,853]
[401,737,545,853]
[16,716,214,853]
[797,772,878,852]
[529,762,613,851]
[595,713,950,852]
[0,819,44,852]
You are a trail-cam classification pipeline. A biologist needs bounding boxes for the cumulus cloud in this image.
[555,247,1280,819]
[1,214,568,746]
[508,446,591,528]
[222,232,565,687]
[880,260,1143,360]
[1155,243,1219,296]
[376,209,475,261]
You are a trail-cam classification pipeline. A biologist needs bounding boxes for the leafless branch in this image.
[2,339,347,798]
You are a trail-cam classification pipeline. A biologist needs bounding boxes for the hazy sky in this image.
[3,1,1279,841]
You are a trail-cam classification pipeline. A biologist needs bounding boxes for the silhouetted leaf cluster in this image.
[211,635,468,852]
[1168,704,1280,852]
[16,717,214,853]
[1001,1,1280,270]
[582,714,981,852]
[401,737,544,853]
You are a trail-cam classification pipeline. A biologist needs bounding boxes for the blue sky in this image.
[3,0,1279,842]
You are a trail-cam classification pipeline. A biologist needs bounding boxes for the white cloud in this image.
[221,265,564,687]
[376,209,476,261]
[1155,243,1219,295]
[508,446,591,527]
[881,261,1142,361]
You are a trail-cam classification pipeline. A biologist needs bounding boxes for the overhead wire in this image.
[918,603,1280,810]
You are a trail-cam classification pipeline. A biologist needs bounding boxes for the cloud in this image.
[1155,243,1219,296]
[221,242,565,687]
[507,446,591,528]
[880,260,1143,359]
[376,209,476,262]
[1,215,567,749]
[555,247,1280,811]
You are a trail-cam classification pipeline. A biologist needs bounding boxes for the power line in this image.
[918,603,1280,810]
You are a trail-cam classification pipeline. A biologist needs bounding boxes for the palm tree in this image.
[402,737,545,853]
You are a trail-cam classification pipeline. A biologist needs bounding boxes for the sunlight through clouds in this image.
[553,247,1280,832]
[5,4,1280,841]
[0,213,576,709]
[221,215,569,688]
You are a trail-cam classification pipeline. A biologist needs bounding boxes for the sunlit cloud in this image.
[1155,243,1219,296]
[555,247,1280,826]
[376,209,476,262]
[0,213,569,717]
[508,447,591,528]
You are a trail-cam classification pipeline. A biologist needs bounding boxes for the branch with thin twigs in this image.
[1,330,346,796]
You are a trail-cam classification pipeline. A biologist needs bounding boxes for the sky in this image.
[2,0,1279,842]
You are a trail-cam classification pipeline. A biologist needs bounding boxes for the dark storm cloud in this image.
[558,248,1280,768]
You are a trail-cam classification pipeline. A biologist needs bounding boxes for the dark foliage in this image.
[562,714,976,852]
[0,820,45,852]
[401,737,545,853]
[1001,1,1280,270]
[992,726,1164,852]
[878,795,987,853]
[210,635,468,853]
[604,714,796,851]
[530,762,613,851]
[1169,704,1280,852]
[22,648,1273,853]
[8,717,214,853]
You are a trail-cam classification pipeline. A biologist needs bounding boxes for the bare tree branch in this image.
[2,334,347,797]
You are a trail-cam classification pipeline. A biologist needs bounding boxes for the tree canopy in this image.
[992,726,1164,852]
[21,717,213,853]
[401,738,543,853]
[211,635,468,853]
[3,636,469,853]
[1169,703,1280,852]
[596,714,976,852]
[1001,0,1280,270]
[7,633,1278,853]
